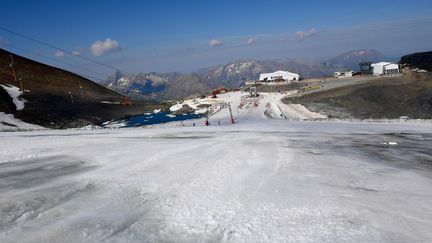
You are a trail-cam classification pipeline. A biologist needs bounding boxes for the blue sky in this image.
[1,0,432,80]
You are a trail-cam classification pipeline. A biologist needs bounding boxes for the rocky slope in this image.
[400,51,432,71]
[285,72,432,119]
[105,71,211,101]
[0,48,162,128]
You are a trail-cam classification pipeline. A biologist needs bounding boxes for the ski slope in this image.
[1,92,432,242]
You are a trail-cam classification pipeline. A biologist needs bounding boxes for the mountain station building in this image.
[259,70,300,82]
[371,62,400,75]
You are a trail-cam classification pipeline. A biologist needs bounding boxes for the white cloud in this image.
[247,37,256,45]
[72,50,80,55]
[90,38,121,56]
[209,39,223,47]
[54,51,64,57]
[295,28,317,40]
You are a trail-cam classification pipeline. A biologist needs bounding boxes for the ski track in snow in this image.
[1,92,432,242]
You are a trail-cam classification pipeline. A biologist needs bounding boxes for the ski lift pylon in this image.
[9,54,17,82]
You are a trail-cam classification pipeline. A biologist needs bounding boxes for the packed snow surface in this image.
[1,91,432,242]
[0,84,26,110]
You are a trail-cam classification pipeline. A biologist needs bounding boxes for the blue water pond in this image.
[126,112,201,127]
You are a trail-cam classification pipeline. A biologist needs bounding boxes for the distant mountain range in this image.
[323,49,386,70]
[105,49,388,100]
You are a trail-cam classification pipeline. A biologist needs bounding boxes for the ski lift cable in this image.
[1,43,178,97]
[0,28,214,102]
[2,45,107,83]
[0,42,109,81]
[0,26,133,75]
[5,50,106,84]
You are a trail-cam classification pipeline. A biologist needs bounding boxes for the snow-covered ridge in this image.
[0,84,26,110]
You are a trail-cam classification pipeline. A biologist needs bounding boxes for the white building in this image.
[259,70,300,82]
[334,71,354,78]
[371,62,400,75]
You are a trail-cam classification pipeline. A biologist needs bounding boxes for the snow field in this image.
[1,121,432,242]
[1,90,432,242]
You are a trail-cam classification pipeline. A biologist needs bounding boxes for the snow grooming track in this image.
[151,131,289,241]
[265,102,286,119]
[221,131,287,242]
[155,134,242,241]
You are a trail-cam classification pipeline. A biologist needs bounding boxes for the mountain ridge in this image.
[105,49,387,100]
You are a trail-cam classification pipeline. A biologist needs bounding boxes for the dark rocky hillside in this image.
[400,51,432,71]
[0,48,163,128]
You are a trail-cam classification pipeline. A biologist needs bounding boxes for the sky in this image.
[1,0,432,80]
